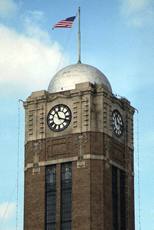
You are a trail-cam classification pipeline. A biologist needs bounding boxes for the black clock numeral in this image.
[60,124,64,129]
[49,114,53,119]
[63,122,67,126]
[64,111,69,115]
[60,106,64,111]
[52,123,56,128]
[65,115,70,120]
[48,119,53,123]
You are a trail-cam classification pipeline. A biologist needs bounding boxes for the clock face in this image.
[112,110,124,137]
[47,104,72,132]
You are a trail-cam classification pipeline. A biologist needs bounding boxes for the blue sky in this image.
[0,0,154,229]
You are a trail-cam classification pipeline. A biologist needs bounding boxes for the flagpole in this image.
[78,7,81,63]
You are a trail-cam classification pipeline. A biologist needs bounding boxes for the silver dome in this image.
[48,63,112,93]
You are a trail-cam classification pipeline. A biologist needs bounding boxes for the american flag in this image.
[52,16,76,29]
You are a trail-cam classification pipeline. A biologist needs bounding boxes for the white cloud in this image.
[22,10,50,43]
[0,202,16,220]
[25,10,45,22]
[122,0,151,14]
[0,24,69,96]
[0,0,18,18]
[120,0,154,27]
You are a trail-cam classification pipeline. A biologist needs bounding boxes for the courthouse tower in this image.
[24,63,135,230]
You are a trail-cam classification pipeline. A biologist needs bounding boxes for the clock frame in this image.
[47,104,72,132]
[112,110,124,137]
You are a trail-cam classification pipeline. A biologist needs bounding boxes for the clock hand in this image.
[55,112,65,120]
[55,112,61,119]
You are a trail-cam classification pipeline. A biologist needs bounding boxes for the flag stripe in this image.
[53,16,76,29]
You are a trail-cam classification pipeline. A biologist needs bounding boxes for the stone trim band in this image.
[25,154,133,174]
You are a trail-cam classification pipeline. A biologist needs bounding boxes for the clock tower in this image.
[24,63,135,230]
